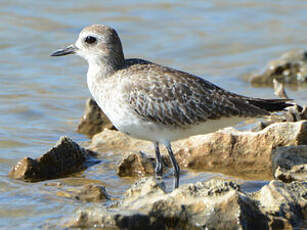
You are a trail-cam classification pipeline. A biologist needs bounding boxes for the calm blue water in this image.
[0,1,306,229]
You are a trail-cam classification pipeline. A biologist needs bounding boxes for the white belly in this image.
[100,102,245,144]
[124,116,245,143]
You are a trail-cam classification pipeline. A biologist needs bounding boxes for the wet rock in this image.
[77,98,115,137]
[9,136,98,182]
[117,152,155,177]
[56,184,110,202]
[272,145,307,183]
[247,49,307,86]
[66,177,307,229]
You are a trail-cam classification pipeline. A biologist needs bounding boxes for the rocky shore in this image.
[66,177,306,230]
[10,116,307,229]
[9,50,307,229]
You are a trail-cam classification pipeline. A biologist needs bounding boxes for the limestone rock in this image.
[77,98,115,137]
[9,136,98,182]
[272,145,307,183]
[247,49,307,86]
[174,121,307,179]
[90,128,151,153]
[90,121,307,180]
[254,180,307,227]
[117,152,155,177]
[284,104,307,122]
[66,177,307,230]
[56,184,110,202]
[252,104,307,131]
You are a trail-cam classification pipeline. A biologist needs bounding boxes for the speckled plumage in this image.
[124,63,267,126]
[52,24,292,189]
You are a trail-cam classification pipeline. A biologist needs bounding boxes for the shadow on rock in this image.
[272,145,307,183]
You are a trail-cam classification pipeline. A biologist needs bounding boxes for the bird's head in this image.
[51,24,124,68]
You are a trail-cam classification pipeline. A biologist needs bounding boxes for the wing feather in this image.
[123,63,272,128]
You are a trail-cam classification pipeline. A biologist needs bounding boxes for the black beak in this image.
[51,44,77,56]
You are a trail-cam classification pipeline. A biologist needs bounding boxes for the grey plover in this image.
[51,24,291,190]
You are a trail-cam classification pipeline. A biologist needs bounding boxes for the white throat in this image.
[86,56,119,106]
[87,56,114,80]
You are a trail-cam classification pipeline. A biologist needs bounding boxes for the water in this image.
[0,1,307,229]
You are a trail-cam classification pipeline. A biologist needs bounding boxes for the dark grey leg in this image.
[165,143,180,190]
[154,142,163,177]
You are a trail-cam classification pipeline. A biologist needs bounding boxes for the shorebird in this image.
[51,24,291,190]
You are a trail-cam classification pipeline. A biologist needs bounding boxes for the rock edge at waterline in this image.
[9,136,99,182]
[66,177,307,230]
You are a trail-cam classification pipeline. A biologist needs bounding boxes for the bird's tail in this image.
[246,98,293,112]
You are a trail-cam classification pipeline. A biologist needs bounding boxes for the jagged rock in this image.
[272,145,307,183]
[90,121,307,179]
[65,177,307,230]
[56,184,110,202]
[77,98,115,137]
[284,104,307,122]
[253,180,307,227]
[174,121,307,179]
[247,49,307,86]
[117,152,155,177]
[9,136,98,182]
[252,104,307,131]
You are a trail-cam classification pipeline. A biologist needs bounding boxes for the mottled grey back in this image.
[122,61,279,128]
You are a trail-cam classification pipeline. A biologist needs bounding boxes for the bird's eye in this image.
[84,36,97,44]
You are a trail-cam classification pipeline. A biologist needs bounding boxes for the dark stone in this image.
[9,136,98,182]
[77,98,116,138]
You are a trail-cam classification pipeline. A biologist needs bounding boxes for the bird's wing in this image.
[123,64,268,128]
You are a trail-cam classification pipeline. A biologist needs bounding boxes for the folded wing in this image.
[124,64,291,128]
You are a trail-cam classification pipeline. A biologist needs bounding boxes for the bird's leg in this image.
[165,142,180,190]
[154,142,163,177]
